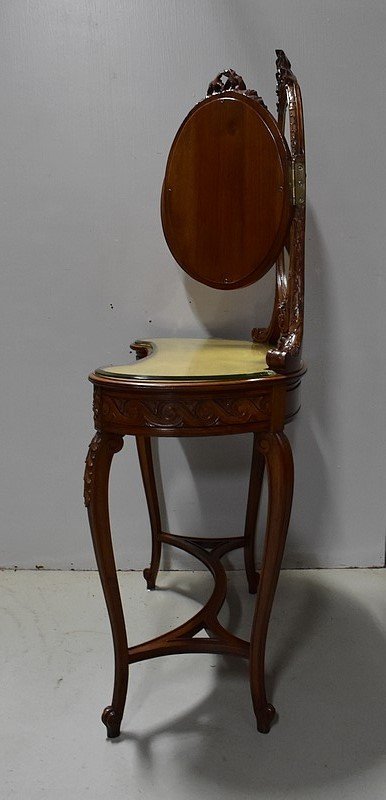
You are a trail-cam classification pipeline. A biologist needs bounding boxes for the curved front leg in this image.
[136,436,162,590]
[84,431,128,738]
[249,432,294,733]
[243,433,265,594]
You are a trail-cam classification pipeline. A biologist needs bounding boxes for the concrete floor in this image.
[1,568,385,800]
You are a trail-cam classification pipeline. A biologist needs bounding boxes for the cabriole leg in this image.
[243,433,265,594]
[249,432,294,733]
[84,431,128,738]
[136,436,162,590]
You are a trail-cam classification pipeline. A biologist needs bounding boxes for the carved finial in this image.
[275,50,293,85]
[252,51,305,372]
[207,69,246,95]
[275,49,297,110]
[207,69,264,103]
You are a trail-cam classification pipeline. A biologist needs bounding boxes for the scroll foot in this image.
[247,572,259,595]
[85,432,129,739]
[136,437,162,591]
[256,703,276,734]
[143,566,156,590]
[102,705,122,739]
[249,432,293,735]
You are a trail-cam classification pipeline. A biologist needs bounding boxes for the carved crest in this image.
[275,50,295,93]
[207,69,265,104]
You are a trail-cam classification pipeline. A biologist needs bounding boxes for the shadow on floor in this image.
[113,571,386,794]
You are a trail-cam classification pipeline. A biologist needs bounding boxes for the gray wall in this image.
[1,0,385,570]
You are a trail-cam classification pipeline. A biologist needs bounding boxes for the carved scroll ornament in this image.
[252,50,305,373]
[94,391,271,432]
[84,430,123,507]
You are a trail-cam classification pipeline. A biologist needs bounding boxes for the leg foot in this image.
[143,566,156,590]
[244,434,265,595]
[250,432,293,732]
[136,437,162,590]
[102,705,122,738]
[256,703,276,734]
[84,432,129,737]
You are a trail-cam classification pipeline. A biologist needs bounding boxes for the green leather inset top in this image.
[96,338,274,381]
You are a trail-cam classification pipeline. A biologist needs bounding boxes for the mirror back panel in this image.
[161,91,293,290]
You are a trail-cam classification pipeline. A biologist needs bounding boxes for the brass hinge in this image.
[289,158,306,206]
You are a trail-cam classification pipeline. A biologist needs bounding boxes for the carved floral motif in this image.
[207,69,265,104]
[84,431,124,506]
[275,49,304,160]
[93,387,102,428]
[284,206,305,355]
[84,432,102,507]
[275,50,293,88]
[253,51,305,371]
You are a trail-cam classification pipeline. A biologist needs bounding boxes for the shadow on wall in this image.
[182,259,274,340]
[287,206,340,566]
[153,206,340,569]
[115,571,386,794]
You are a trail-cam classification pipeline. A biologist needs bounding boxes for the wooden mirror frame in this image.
[252,51,306,374]
[161,77,293,290]
[161,53,305,374]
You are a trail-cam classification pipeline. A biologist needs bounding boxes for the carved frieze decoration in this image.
[97,392,271,431]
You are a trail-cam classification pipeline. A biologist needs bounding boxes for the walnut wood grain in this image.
[84,432,128,738]
[161,91,292,290]
[243,433,265,594]
[250,432,294,732]
[136,436,162,590]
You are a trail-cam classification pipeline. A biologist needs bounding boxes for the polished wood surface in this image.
[161,92,292,289]
[252,50,306,373]
[249,431,294,732]
[243,433,265,594]
[85,51,306,738]
[84,431,128,739]
[136,436,162,591]
[90,364,304,438]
